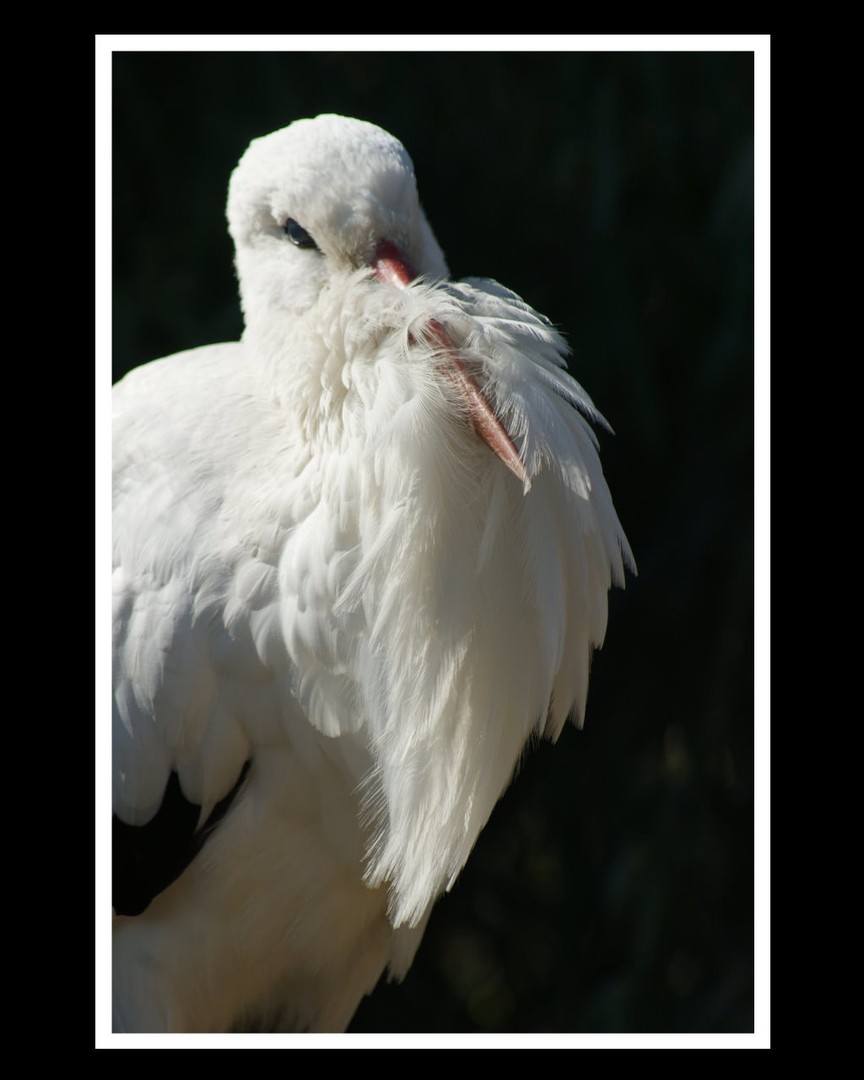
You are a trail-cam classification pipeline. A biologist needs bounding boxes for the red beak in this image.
[373,240,531,490]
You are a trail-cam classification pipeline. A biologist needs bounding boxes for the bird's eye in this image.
[283,218,318,250]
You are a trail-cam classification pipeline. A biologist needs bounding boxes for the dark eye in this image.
[283,218,318,250]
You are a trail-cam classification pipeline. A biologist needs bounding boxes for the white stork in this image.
[112,114,635,1033]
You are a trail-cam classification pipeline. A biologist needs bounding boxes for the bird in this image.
[112,113,635,1033]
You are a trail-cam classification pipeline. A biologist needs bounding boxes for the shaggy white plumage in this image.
[112,114,635,1033]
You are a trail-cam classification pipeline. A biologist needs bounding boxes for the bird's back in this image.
[113,341,434,1031]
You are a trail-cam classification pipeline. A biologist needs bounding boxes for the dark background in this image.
[112,49,755,1034]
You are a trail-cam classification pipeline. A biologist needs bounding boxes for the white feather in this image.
[112,114,634,1032]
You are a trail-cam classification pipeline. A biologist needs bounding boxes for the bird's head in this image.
[227,114,531,488]
[227,114,449,324]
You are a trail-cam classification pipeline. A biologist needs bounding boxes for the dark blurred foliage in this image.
[112,50,754,1034]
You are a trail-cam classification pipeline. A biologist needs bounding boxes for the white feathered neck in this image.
[238,255,632,926]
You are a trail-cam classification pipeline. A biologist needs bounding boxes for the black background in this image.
[111,47,756,1035]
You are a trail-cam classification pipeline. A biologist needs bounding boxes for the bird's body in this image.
[112,115,634,1032]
